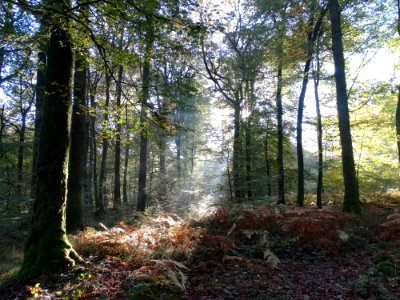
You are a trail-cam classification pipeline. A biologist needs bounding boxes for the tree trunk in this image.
[90,92,99,211]
[175,133,182,178]
[233,100,242,200]
[296,57,312,207]
[66,51,87,233]
[396,0,400,167]
[265,124,272,198]
[329,0,360,213]
[113,65,123,208]
[276,62,285,204]
[296,11,325,207]
[31,50,46,197]
[123,140,129,203]
[313,43,324,209]
[17,109,27,196]
[137,14,154,212]
[397,87,400,165]
[19,13,81,276]
[97,72,111,216]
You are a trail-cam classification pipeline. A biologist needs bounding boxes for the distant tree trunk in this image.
[137,14,154,212]
[313,39,324,209]
[296,54,312,207]
[31,50,46,197]
[265,123,272,198]
[82,112,91,208]
[97,72,111,216]
[123,140,129,203]
[17,117,26,195]
[397,87,400,165]
[296,12,325,207]
[66,51,87,233]
[19,10,81,276]
[113,65,123,208]
[329,0,360,213]
[233,100,242,200]
[17,78,33,196]
[89,90,99,210]
[245,81,253,199]
[175,133,182,178]
[276,62,285,204]
[158,131,167,203]
[86,117,93,208]
[0,105,5,155]
[396,0,400,167]
[159,135,166,176]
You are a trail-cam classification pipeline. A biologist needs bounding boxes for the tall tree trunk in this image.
[86,116,93,208]
[158,131,167,204]
[113,65,123,208]
[296,11,325,207]
[276,62,285,204]
[0,105,5,155]
[82,110,91,208]
[137,14,154,212]
[19,9,81,276]
[90,91,99,211]
[66,51,87,233]
[296,57,312,207]
[123,140,129,203]
[31,50,46,197]
[265,123,272,198]
[245,118,252,199]
[233,99,242,200]
[329,0,360,213]
[397,87,400,164]
[17,109,27,196]
[396,0,400,167]
[97,72,111,216]
[313,43,324,209]
[175,133,182,178]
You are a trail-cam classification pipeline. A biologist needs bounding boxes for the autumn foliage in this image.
[15,200,400,299]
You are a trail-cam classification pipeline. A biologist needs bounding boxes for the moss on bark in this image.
[19,12,81,277]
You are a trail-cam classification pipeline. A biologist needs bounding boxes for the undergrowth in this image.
[1,196,399,299]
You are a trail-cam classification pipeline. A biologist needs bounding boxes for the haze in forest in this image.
[0,0,400,298]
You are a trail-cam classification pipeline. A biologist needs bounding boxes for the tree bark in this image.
[396,0,400,167]
[19,10,81,276]
[233,99,242,200]
[31,50,46,197]
[123,140,129,203]
[97,72,111,216]
[17,78,32,196]
[89,90,99,211]
[137,14,154,212]
[66,51,87,233]
[313,42,324,209]
[296,11,325,207]
[265,123,272,198]
[276,62,285,204]
[113,65,123,208]
[329,0,360,213]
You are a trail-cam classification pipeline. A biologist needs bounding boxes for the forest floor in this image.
[0,194,400,299]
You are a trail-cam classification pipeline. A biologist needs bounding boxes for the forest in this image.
[0,0,399,299]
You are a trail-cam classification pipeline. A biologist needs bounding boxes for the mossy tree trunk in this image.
[19,5,81,276]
